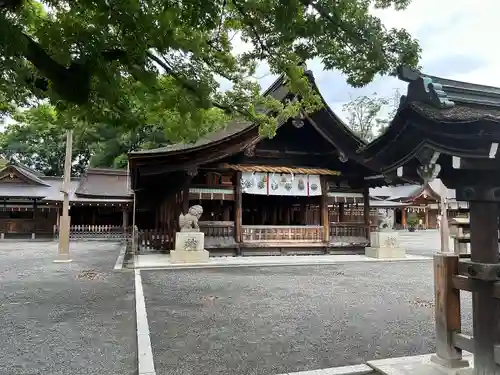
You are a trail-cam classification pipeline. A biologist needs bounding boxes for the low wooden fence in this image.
[135,222,377,252]
[241,225,324,242]
[53,225,131,240]
[329,222,376,238]
[136,229,172,251]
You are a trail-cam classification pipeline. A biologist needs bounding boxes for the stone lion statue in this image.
[179,205,203,232]
[376,209,392,231]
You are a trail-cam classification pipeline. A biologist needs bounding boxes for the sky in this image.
[250,0,499,122]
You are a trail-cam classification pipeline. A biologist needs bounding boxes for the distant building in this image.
[370,179,468,229]
[0,159,131,239]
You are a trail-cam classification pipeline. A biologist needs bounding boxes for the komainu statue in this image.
[179,205,203,232]
[376,209,393,231]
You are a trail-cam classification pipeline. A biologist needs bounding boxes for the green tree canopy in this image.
[0,102,188,175]
[0,0,421,138]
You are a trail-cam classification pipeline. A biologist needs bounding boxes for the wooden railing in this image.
[137,229,172,251]
[329,222,376,238]
[241,225,324,242]
[54,225,131,240]
[0,219,53,234]
[199,221,234,238]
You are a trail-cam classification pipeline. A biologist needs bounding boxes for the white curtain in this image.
[240,172,322,196]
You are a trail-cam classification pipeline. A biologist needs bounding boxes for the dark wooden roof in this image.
[358,66,500,187]
[129,75,289,157]
[127,69,391,192]
[0,162,49,186]
[0,161,132,202]
[129,71,368,161]
[74,168,132,199]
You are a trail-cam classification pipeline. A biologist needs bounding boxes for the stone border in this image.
[113,243,128,271]
[135,269,156,375]
[276,364,374,375]
[134,255,431,271]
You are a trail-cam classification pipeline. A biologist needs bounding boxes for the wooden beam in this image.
[452,332,475,354]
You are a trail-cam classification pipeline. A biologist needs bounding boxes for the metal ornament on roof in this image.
[291,111,305,128]
[417,163,441,183]
[397,66,455,109]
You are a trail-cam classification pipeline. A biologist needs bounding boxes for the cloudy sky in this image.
[253,0,497,121]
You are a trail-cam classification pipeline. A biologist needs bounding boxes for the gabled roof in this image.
[129,75,289,157]
[369,179,457,202]
[0,161,132,202]
[74,168,132,199]
[0,162,50,186]
[358,66,500,182]
[128,69,367,162]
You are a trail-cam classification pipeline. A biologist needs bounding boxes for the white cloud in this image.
[252,0,500,122]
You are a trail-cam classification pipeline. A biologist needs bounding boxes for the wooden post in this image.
[362,185,370,243]
[122,207,128,231]
[338,202,345,222]
[430,253,469,368]
[320,176,329,243]
[132,192,137,255]
[182,176,191,214]
[440,183,450,253]
[402,208,407,228]
[54,130,72,263]
[234,171,242,244]
[469,201,500,374]
[425,206,429,229]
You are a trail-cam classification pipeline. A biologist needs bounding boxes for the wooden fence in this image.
[53,225,131,240]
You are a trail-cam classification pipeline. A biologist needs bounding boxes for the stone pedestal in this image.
[365,231,406,259]
[170,232,209,263]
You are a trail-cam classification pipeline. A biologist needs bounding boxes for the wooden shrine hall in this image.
[357,66,500,374]
[128,71,391,256]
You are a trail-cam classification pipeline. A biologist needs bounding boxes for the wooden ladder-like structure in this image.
[433,201,500,374]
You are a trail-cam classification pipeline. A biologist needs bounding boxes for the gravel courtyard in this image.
[142,260,473,375]
[0,241,137,375]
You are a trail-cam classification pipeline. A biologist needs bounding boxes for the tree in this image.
[0,104,92,175]
[0,102,190,175]
[0,0,421,139]
[342,89,400,142]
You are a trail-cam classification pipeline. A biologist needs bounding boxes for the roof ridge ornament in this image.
[397,66,455,109]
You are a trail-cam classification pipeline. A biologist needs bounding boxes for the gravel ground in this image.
[0,241,137,375]
[142,261,473,375]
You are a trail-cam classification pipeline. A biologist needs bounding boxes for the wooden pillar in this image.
[56,129,72,263]
[469,201,500,374]
[425,206,430,229]
[299,202,306,225]
[338,202,345,222]
[234,171,242,243]
[222,205,230,221]
[430,254,468,368]
[182,176,191,214]
[122,206,128,231]
[362,185,370,242]
[402,208,407,227]
[320,176,329,242]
